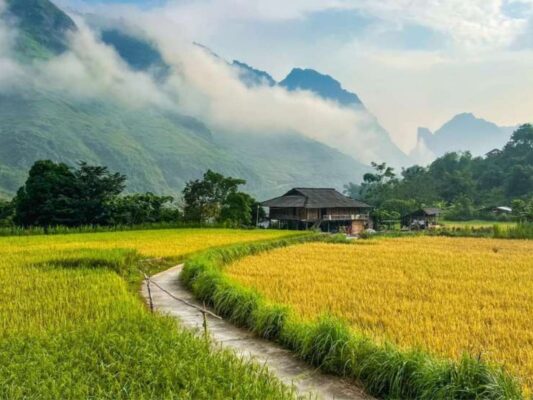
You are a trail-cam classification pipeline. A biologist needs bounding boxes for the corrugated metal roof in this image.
[261,188,371,209]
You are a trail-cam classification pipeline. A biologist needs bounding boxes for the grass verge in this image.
[181,236,525,399]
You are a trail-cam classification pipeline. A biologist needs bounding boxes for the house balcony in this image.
[323,214,369,221]
[269,214,369,221]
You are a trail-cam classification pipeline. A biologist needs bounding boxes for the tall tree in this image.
[14,160,78,227]
[73,162,126,225]
[183,170,246,223]
[220,192,253,225]
[0,199,14,227]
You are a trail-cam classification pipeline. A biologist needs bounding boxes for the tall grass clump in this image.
[181,237,525,399]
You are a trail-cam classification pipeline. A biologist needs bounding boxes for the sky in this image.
[57,0,533,152]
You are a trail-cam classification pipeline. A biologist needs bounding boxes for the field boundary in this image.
[144,264,371,399]
[181,236,524,400]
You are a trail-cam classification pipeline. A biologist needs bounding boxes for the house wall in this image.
[269,207,369,221]
[306,208,319,220]
[270,207,305,220]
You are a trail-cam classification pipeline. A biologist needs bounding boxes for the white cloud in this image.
[144,24,388,163]
[351,0,530,51]
[34,19,174,109]
[0,6,396,165]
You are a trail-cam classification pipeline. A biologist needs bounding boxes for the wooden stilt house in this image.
[261,188,372,233]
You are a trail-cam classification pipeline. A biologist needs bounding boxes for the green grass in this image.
[441,219,516,229]
[181,236,525,400]
[0,229,301,399]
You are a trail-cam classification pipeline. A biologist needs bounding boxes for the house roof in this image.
[261,188,372,209]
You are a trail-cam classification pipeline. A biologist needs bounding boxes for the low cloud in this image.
[36,19,174,109]
[155,38,383,163]
[0,4,396,165]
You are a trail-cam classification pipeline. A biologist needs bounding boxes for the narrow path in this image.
[142,265,372,400]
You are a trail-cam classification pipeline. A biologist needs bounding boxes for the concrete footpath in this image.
[141,265,372,400]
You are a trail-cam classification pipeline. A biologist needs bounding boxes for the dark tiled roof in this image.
[261,195,305,208]
[262,188,371,209]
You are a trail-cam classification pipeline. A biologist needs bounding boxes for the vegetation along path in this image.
[142,265,372,400]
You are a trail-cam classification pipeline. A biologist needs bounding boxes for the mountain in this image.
[0,0,368,199]
[232,60,276,87]
[280,68,363,107]
[234,64,410,167]
[280,68,409,167]
[412,113,516,161]
[4,0,76,59]
[100,29,168,77]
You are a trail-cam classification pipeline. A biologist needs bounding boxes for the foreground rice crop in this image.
[225,237,533,394]
[0,228,298,399]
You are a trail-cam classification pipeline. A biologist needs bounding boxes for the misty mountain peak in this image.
[5,0,77,59]
[232,60,276,87]
[417,127,433,141]
[415,112,515,159]
[280,68,363,107]
[442,112,500,133]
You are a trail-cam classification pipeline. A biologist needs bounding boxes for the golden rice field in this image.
[0,228,297,336]
[0,229,298,399]
[226,236,533,392]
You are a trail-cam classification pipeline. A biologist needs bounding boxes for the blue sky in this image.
[62,0,533,150]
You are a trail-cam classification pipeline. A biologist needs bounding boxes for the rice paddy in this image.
[225,236,533,393]
[0,228,299,399]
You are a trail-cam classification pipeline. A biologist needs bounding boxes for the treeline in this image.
[345,124,533,222]
[0,160,262,229]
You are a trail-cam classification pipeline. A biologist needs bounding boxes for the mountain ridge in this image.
[0,0,369,199]
[412,112,517,161]
[280,68,364,107]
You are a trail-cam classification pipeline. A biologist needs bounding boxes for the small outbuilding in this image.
[261,188,372,233]
[401,208,440,230]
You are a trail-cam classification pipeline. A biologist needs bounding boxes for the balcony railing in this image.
[269,214,369,221]
[323,214,369,221]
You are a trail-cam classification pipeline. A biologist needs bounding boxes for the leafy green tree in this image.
[343,182,361,199]
[380,199,418,217]
[14,160,78,227]
[73,162,126,225]
[505,124,533,152]
[183,170,246,223]
[506,165,533,197]
[109,193,178,225]
[512,198,533,222]
[14,160,126,227]
[0,199,14,227]
[220,192,253,225]
[359,162,398,206]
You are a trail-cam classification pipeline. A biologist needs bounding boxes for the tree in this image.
[506,165,533,198]
[183,170,246,223]
[505,124,533,151]
[109,193,178,225]
[0,199,14,227]
[380,198,418,217]
[343,182,361,199]
[359,162,398,206]
[14,160,78,227]
[73,162,126,225]
[14,160,127,227]
[512,198,533,222]
[220,192,253,225]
